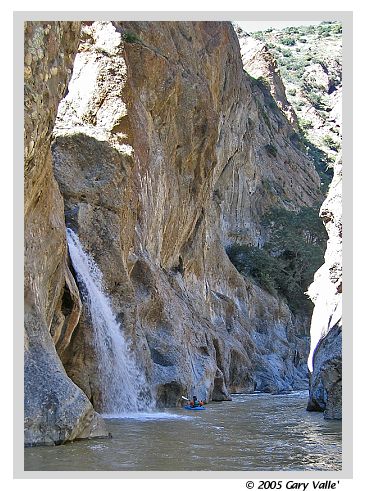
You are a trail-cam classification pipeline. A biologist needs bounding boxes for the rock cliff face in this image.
[239,22,342,169]
[235,29,298,130]
[51,21,321,409]
[25,21,326,445]
[306,158,342,419]
[24,21,108,446]
[234,22,342,420]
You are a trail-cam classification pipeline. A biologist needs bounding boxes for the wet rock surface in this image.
[24,21,108,446]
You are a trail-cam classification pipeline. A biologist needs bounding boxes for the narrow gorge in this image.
[24,20,342,457]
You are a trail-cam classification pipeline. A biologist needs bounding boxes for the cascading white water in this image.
[66,228,152,416]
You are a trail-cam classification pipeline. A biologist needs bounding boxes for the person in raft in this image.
[190,396,204,407]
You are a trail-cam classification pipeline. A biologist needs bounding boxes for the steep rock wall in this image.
[24,21,108,445]
[234,28,298,130]
[307,158,342,419]
[52,21,322,407]
[238,23,342,167]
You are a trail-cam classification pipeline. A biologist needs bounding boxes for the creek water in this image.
[34,232,341,472]
[66,229,152,414]
[24,391,342,471]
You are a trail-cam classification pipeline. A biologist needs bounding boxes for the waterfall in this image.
[66,228,152,416]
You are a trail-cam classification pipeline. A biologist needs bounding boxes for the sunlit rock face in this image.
[234,22,342,167]
[235,29,298,130]
[51,21,322,409]
[24,21,108,446]
[307,158,342,419]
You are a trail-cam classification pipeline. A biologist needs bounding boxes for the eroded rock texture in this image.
[24,21,108,446]
[52,21,321,408]
[236,31,298,130]
[307,158,342,419]
[235,23,342,166]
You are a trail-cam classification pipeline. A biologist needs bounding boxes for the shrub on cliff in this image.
[264,206,327,312]
[122,30,141,44]
[299,118,314,131]
[280,37,296,46]
[306,91,326,110]
[226,243,280,295]
[227,206,327,313]
[323,135,341,152]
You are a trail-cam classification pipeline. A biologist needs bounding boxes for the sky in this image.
[235,21,325,33]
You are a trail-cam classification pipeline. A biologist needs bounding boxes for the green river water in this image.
[24,391,342,472]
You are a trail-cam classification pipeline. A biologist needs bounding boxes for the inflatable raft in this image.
[184,405,206,410]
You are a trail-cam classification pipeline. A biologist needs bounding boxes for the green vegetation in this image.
[252,22,341,91]
[299,118,314,131]
[332,24,342,34]
[226,206,328,313]
[305,91,326,110]
[243,22,341,188]
[282,49,292,57]
[323,135,341,152]
[303,137,333,190]
[122,30,141,44]
[252,31,265,41]
[280,37,296,46]
[317,22,342,36]
[227,243,281,295]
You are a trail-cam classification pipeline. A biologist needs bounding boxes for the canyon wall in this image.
[24,21,108,445]
[235,22,342,168]
[307,157,342,419]
[235,30,298,129]
[234,23,342,420]
[24,20,327,445]
[52,21,321,408]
